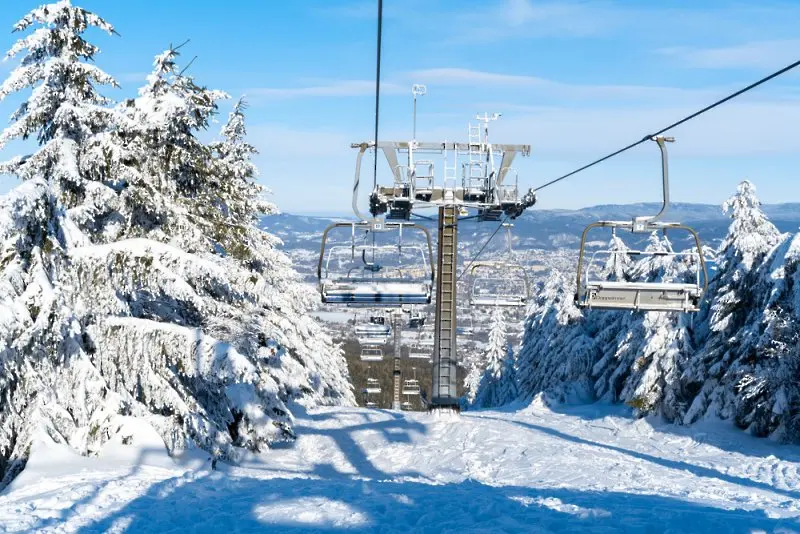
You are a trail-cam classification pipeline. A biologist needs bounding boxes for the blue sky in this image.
[0,0,799,214]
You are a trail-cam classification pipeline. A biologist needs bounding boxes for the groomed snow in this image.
[2,402,800,533]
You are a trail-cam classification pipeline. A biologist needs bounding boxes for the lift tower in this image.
[318,90,535,411]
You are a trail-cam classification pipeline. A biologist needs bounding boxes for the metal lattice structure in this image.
[318,94,536,411]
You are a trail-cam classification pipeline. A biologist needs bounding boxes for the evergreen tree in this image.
[0,3,352,488]
[616,233,695,420]
[461,350,484,407]
[0,0,120,487]
[473,307,517,408]
[515,270,596,404]
[683,181,785,426]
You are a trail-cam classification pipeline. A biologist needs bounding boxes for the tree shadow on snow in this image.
[24,406,800,533]
[74,472,798,533]
[22,446,173,533]
[542,400,800,464]
[477,415,800,501]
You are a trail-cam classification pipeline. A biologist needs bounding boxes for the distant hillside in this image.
[262,202,800,254]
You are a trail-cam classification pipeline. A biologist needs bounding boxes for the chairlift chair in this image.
[402,379,421,396]
[366,401,378,408]
[318,221,435,307]
[363,378,382,394]
[408,308,426,329]
[468,224,530,307]
[455,306,474,336]
[401,401,414,411]
[574,137,709,313]
[354,311,391,344]
[360,347,384,362]
[408,343,431,359]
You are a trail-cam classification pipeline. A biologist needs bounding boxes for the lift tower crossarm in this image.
[351,141,532,156]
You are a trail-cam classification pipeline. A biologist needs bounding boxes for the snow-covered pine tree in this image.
[614,233,696,420]
[683,181,786,427]
[746,233,800,440]
[461,348,484,407]
[0,2,351,489]
[589,232,638,402]
[0,0,121,487]
[514,269,596,404]
[473,307,517,408]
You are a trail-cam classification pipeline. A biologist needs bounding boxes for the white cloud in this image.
[657,40,800,70]
[247,124,352,158]
[487,100,800,158]
[409,68,721,104]
[246,80,404,99]
[446,0,619,42]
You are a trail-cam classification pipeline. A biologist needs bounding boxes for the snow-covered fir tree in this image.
[0,0,121,487]
[514,270,596,404]
[0,1,351,489]
[682,181,790,436]
[461,351,484,407]
[473,307,517,408]
[612,233,695,420]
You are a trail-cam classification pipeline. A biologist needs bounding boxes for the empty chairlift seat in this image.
[468,223,530,308]
[360,347,384,362]
[363,378,382,394]
[574,136,709,313]
[408,343,430,359]
[402,379,421,396]
[355,314,391,344]
[469,261,530,307]
[575,231,707,313]
[317,222,435,307]
[455,307,474,335]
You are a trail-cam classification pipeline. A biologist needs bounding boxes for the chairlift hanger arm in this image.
[636,136,674,227]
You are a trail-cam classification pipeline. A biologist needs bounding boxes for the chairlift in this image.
[416,323,434,349]
[469,224,530,307]
[363,378,382,394]
[318,221,435,306]
[354,311,391,344]
[401,401,414,410]
[408,343,431,359]
[455,306,474,336]
[366,401,378,408]
[402,379,421,396]
[360,347,384,362]
[574,136,709,313]
[407,307,426,329]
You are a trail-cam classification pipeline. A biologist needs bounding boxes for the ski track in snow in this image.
[2,403,800,533]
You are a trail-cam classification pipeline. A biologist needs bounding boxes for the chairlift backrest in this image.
[318,221,435,306]
[468,223,530,308]
[360,347,384,361]
[469,261,530,307]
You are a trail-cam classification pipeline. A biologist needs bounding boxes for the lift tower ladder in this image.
[392,310,402,410]
[431,205,459,406]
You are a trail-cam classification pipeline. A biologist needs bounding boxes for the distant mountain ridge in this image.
[263,202,800,253]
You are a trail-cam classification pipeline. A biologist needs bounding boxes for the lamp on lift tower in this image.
[412,84,426,141]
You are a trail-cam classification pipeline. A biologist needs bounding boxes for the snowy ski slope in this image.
[2,401,800,533]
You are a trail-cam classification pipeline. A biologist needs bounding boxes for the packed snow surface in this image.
[2,402,800,533]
